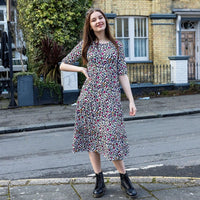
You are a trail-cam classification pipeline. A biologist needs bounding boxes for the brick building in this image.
[93,0,200,83]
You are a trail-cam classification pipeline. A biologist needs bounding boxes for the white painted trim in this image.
[196,21,200,79]
[176,15,181,55]
[129,17,134,60]
[0,6,7,32]
[0,65,27,72]
[181,20,200,80]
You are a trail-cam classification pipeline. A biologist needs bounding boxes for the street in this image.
[0,113,200,180]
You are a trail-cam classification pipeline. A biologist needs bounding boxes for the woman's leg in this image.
[88,152,105,198]
[88,152,102,174]
[112,160,126,174]
[112,160,137,197]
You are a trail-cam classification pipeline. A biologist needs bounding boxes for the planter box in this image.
[63,89,80,105]
[17,75,34,107]
[34,86,62,105]
[17,75,62,107]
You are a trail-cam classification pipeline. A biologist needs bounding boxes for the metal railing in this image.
[127,64,171,84]
[188,62,200,81]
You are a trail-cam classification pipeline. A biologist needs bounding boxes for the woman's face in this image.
[90,11,106,33]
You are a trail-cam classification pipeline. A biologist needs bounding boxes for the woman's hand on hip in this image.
[81,67,90,79]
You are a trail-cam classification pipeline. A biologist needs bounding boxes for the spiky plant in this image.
[36,37,66,83]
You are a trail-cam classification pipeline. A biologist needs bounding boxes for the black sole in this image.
[93,188,106,198]
[121,185,137,199]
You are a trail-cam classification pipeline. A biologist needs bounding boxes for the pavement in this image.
[1,176,200,200]
[1,94,200,199]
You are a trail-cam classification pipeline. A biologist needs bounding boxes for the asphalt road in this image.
[0,113,200,180]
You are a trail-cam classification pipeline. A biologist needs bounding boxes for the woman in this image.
[60,8,137,198]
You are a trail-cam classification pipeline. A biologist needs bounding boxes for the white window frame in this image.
[115,16,149,62]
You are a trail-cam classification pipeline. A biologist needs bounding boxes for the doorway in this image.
[181,31,196,80]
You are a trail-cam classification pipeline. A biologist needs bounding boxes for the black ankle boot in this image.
[93,172,106,198]
[120,172,137,198]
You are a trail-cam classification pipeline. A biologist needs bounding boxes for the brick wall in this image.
[92,0,200,83]
[94,0,152,16]
[151,19,176,64]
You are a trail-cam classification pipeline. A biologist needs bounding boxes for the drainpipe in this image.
[176,15,182,55]
[7,0,17,107]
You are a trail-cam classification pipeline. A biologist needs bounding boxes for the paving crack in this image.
[7,182,11,200]
[138,183,159,200]
[70,182,82,200]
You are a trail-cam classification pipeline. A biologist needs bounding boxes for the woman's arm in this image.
[59,40,89,78]
[119,75,137,116]
[60,63,89,79]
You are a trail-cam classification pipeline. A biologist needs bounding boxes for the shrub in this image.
[17,0,92,74]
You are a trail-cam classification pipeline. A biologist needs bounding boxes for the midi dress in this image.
[62,40,129,161]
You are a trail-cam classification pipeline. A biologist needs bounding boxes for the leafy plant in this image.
[35,79,62,101]
[13,71,37,85]
[17,0,93,70]
[36,37,66,83]
[189,81,200,92]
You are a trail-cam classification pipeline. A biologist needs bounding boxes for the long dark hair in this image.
[82,8,119,65]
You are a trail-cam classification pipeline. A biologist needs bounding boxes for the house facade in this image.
[93,0,200,83]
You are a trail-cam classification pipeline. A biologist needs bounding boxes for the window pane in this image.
[135,18,141,37]
[134,18,137,37]
[119,39,129,57]
[134,39,139,57]
[134,38,147,57]
[135,18,147,38]
[0,10,4,21]
[117,18,122,37]
[123,39,129,57]
[138,18,141,37]
[142,39,147,56]
[143,18,147,37]
[141,19,144,37]
[124,18,128,37]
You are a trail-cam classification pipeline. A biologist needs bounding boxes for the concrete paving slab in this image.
[73,183,125,200]
[152,185,200,200]
[73,183,152,200]
[10,184,78,200]
[0,186,8,196]
[139,183,177,192]
[0,195,9,200]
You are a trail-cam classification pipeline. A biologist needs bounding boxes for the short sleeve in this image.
[117,41,128,76]
[62,41,83,64]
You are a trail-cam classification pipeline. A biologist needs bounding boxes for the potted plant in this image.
[13,72,62,107]
[33,78,63,105]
